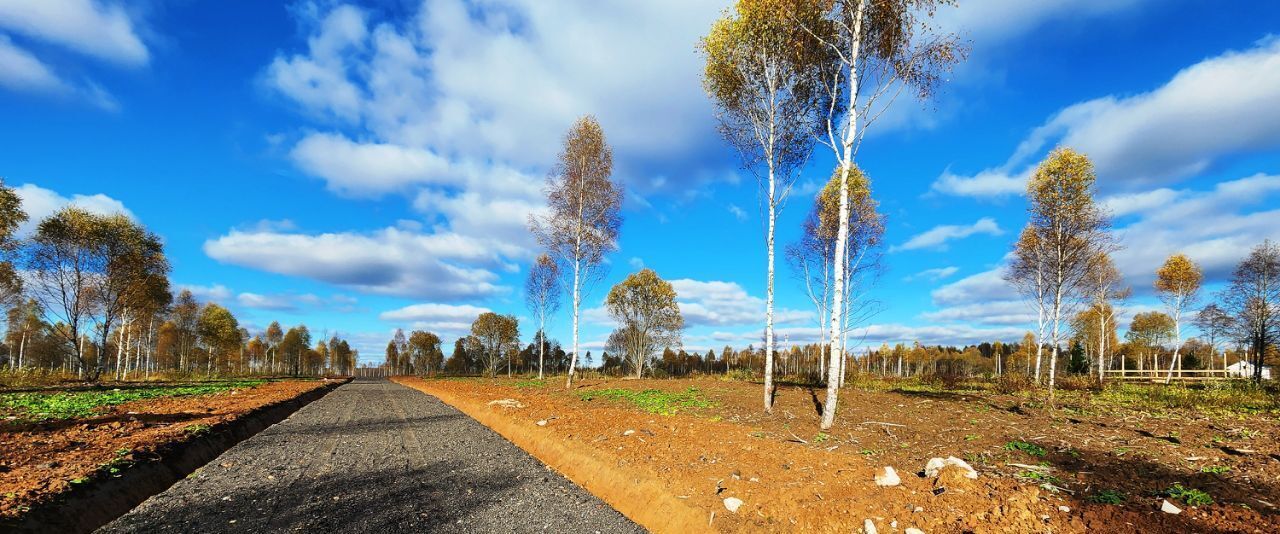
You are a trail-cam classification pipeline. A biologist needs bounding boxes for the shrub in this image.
[994,373,1034,394]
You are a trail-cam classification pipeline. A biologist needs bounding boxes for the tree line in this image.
[0,179,358,381]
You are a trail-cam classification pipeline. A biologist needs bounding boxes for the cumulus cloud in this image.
[932,37,1280,197]
[671,279,811,327]
[203,227,509,301]
[176,284,232,303]
[378,302,492,338]
[13,183,134,235]
[1108,173,1280,289]
[257,0,735,276]
[583,278,812,329]
[891,218,1002,252]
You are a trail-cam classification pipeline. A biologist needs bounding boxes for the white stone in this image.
[723,497,743,513]
[1161,500,1182,514]
[536,420,548,426]
[863,519,878,534]
[875,466,901,487]
[905,528,925,534]
[923,456,978,479]
[1058,505,1070,513]
[623,429,636,436]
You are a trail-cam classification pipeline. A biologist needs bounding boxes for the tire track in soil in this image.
[97,378,640,533]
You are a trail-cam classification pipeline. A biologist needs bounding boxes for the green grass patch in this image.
[1004,440,1047,457]
[575,387,712,415]
[0,380,264,422]
[1165,483,1213,506]
[1200,465,1231,474]
[511,379,546,389]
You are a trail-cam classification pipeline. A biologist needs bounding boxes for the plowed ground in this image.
[0,379,333,521]
[402,376,1280,533]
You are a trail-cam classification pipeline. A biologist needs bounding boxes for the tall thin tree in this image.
[702,0,830,413]
[530,116,623,389]
[525,254,561,380]
[804,0,964,430]
[1154,253,1202,383]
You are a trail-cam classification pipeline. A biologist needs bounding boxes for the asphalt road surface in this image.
[99,378,641,533]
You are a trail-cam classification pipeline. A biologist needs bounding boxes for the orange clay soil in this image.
[0,379,332,519]
[396,376,1280,534]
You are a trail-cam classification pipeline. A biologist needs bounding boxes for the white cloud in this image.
[930,267,1017,307]
[0,35,64,92]
[933,37,1280,197]
[289,133,453,196]
[905,266,959,282]
[919,300,1034,326]
[378,302,492,339]
[177,284,232,303]
[935,0,1148,46]
[1108,173,1280,288]
[13,183,133,235]
[891,218,1002,252]
[259,0,733,279]
[671,279,811,327]
[0,0,146,108]
[203,227,509,301]
[727,204,747,221]
[0,0,148,66]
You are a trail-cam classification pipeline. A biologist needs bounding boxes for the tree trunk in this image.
[821,1,866,431]
[764,161,777,413]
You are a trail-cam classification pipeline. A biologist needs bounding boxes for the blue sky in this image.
[3,0,1280,364]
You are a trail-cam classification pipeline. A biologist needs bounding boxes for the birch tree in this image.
[1154,253,1202,383]
[1023,148,1110,400]
[787,168,883,381]
[1084,252,1127,383]
[702,0,830,413]
[525,254,561,380]
[604,268,684,378]
[530,116,622,389]
[803,0,964,430]
[1007,227,1049,382]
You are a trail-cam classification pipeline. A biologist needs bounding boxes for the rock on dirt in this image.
[623,429,636,436]
[863,518,878,534]
[1161,500,1182,514]
[723,497,743,513]
[904,528,924,534]
[923,457,978,479]
[875,466,901,487]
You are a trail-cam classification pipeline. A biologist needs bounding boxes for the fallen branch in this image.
[860,421,906,427]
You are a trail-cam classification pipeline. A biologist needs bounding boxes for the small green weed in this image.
[813,432,830,443]
[183,423,212,436]
[1004,440,1047,457]
[1165,483,1213,506]
[964,434,980,441]
[1201,465,1231,474]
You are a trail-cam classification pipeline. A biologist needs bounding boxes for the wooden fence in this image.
[1102,369,1239,383]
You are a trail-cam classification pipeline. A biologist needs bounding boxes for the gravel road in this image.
[98,378,641,533]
